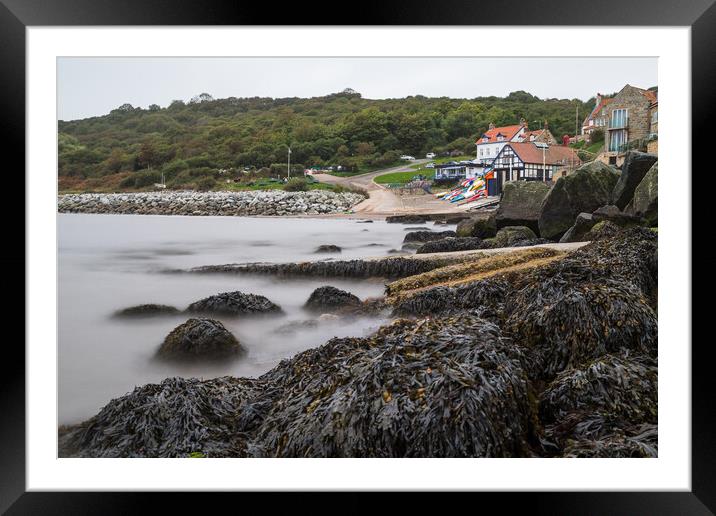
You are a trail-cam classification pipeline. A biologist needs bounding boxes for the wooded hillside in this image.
[58,89,594,191]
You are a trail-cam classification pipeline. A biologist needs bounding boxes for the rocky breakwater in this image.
[57,190,367,217]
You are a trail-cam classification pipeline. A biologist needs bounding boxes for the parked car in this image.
[425,162,435,168]
[400,155,415,161]
[426,152,436,159]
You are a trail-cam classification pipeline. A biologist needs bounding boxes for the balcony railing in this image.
[608,117,628,129]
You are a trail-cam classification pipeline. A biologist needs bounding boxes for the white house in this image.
[475,120,528,165]
[434,160,486,181]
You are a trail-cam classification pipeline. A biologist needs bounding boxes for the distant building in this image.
[488,142,582,195]
[520,122,558,145]
[434,161,486,181]
[475,120,528,165]
[581,93,613,139]
[600,84,658,166]
[648,99,658,154]
[475,119,560,166]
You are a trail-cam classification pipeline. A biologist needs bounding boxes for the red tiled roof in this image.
[641,89,657,103]
[521,129,543,139]
[476,124,523,144]
[582,97,613,127]
[506,142,581,166]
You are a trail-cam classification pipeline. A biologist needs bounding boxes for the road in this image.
[313,159,470,216]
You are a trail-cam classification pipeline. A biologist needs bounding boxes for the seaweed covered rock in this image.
[540,352,657,443]
[583,220,621,241]
[558,213,596,243]
[59,376,261,457]
[611,151,658,210]
[314,244,341,253]
[628,161,658,226]
[505,279,657,380]
[187,255,476,279]
[495,181,550,235]
[456,211,497,238]
[386,247,559,297]
[547,227,658,306]
[253,315,535,457]
[403,230,456,244]
[304,286,361,313]
[393,279,509,318]
[187,290,281,316]
[415,237,484,254]
[114,303,179,318]
[156,318,245,361]
[561,424,658,458]
[538,161,619,240]
[489,226,538,247]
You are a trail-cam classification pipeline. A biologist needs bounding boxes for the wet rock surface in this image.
[538,161,619,240]
[304,286,362,313]
[184,255,474,279]
[496,181,550,235]
[186,291,281,316]
[583,220,621,241]
[611,151,658,210]
[156,318,245,362]
[416,226,545,254]
[559,213,596,243]
[403,230,456,244]
[592,204,645,228]
[314,244,342,253]
[628,161,658,226]
[456,211,497,238]
[416,237,484,254]
[114,304,180,318]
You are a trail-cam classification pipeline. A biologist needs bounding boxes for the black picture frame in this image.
[2,0,711,512]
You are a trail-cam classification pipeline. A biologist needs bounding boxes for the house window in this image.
[610,108,628,129]
[609,129,627,152]
[651,110,658,124]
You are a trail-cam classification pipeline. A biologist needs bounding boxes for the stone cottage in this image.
[600,84,658,166]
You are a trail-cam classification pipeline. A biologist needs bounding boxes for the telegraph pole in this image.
[287,146,291,180]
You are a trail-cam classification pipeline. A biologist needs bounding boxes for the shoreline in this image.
[58,228,658,458]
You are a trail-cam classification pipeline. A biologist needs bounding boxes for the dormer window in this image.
[482,136,488,143]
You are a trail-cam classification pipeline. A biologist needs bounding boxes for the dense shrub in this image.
[195,177,216,191]
[284,178,309,192]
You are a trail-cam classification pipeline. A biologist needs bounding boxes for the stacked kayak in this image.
[435,174,489,204]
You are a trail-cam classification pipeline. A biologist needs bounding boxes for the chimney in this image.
[519,117,527,128]
[488,122,495,130]
[543,120,549,130]
[595,93,602,108]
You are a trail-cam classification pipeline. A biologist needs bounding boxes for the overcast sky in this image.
[58,57,657,121]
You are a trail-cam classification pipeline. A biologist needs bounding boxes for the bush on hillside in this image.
[195,177,216,192]
[284,178,309,192]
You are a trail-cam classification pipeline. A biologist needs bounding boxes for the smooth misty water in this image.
[58,214,436,425]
